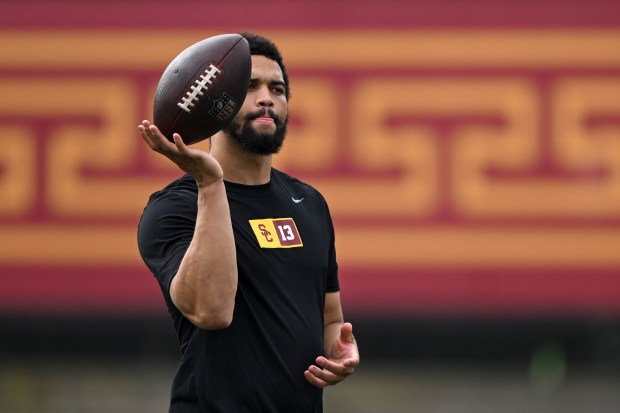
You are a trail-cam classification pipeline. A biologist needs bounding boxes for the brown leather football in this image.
[153,34,251,145]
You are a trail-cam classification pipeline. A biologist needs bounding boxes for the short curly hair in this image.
[239,32,290,100]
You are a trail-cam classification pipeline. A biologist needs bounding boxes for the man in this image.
[137,32,359,412]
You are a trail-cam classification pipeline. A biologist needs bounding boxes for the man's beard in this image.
[223,108,288,155]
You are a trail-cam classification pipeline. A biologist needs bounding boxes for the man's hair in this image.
[239,32,290,100]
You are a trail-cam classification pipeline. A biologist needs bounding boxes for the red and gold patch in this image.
[249,218,303,248]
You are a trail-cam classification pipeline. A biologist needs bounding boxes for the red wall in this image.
[1,0,620,317]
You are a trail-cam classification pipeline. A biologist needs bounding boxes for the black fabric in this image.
[137,168,339,413]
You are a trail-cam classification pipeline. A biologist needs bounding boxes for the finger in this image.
[343,357,360,368]
[172,133,189,152]
[139,124,158,148]
[304,370,328,388]
[316,357,355,376]
[146,125,179,152]
[138,119,151,132]
[148,124,165,139]
[139,123,154,139]
[139,120,154,136]
[306,366,344,386]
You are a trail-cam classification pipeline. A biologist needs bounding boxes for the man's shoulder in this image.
[272,168,322,197]
[271,168,333,215]
[160,173,197,192]
[145,174,198,208]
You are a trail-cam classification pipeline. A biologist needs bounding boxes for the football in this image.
[153,33,251,145]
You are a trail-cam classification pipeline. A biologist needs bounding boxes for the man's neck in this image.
[209,136,273,185]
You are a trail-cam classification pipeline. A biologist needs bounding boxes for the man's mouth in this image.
[248,109,279,126]
[253,116,275,124]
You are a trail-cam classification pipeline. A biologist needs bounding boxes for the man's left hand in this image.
[304,322,360,388]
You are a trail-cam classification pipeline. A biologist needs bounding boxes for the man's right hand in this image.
[138,120,224,187]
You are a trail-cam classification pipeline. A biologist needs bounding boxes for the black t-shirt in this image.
[137,168,339,412]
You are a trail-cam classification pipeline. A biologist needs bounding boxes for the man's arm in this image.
[139,121,237,330]
[304,292,360,388]
[171,179,237,330]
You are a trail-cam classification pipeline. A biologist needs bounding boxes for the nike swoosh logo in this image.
[292,197,304,203]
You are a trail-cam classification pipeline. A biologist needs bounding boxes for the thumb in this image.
[340,322,355,343]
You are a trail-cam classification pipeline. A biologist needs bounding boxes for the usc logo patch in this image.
[249,218,303,248]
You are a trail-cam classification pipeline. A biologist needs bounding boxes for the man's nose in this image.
[255,85,274,107]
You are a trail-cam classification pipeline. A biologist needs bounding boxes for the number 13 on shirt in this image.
[249,218,304,248]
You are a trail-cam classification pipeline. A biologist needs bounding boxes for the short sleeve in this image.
[324,201,340,293]
[137,189,198,293]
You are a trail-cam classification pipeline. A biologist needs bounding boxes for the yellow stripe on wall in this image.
[2,30,620,69]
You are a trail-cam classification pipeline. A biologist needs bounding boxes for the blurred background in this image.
[1,0,620,412]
